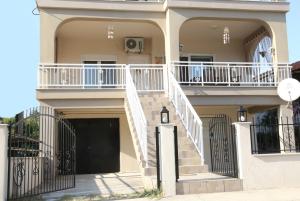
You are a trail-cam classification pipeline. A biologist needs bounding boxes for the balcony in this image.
[38,62,291,90]
[38,64,166,91]
[172,62,291,87]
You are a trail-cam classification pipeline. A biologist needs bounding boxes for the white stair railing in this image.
[125,65,148,167]
[169,72,205,164]
[130,64,165,92]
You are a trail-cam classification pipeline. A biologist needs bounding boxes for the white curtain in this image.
[244,26,272,63]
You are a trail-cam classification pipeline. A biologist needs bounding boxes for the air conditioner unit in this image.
[125,37,144,53]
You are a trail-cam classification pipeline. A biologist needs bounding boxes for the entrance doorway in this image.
[69,118,120,174]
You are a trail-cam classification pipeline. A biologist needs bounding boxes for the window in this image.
[83,60,116,88]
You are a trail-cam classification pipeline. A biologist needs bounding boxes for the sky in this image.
[0,0,299,117]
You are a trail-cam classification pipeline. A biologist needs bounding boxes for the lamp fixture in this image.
[223,26,230,45]
[259,47,276,58]
[160,106,170,124]
[259,51,267,58]
[237,106,247,122]
[179,43,184,52]
[107,25,114,39]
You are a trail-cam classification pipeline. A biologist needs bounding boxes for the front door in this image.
[69,118,120,174]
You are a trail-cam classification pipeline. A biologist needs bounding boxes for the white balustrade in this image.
[125,66,148,167]
[130,64,165,92]
[171,62,291,87]
[169,72,205,164]
[38,64,126,89]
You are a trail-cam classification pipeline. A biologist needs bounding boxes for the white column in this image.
[0,124,8,201]
[233,122,252,179]
[159,124,176,197]
[165,9,185,64]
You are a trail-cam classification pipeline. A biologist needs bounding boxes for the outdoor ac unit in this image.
[125,37,144,53]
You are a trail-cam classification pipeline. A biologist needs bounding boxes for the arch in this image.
[54,17,166,64]
[55,17,166,40]
[179,17,273,62]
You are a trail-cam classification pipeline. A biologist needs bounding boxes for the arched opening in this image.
[176,18,273,86]
[179,18,272,63]
[55,19,165,64]
[39,19,166,90]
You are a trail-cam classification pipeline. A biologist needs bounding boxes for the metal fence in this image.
[250,115,300,154]
[7,107,76,200]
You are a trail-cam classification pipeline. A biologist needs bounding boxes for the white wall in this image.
[234,122,300,190]
[0,125,8,201]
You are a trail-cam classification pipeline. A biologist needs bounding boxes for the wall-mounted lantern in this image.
[160,106,169,124]
[237,106,247,122]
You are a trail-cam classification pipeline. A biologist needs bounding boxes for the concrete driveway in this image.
[121,188,300,201]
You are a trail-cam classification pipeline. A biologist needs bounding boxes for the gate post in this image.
[0,124,8,201]
[233,122,251,179]
[158,124,176,197]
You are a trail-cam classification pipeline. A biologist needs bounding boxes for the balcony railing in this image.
[38,63,166,91]
[171,62,292,87]
[130,64,165,91]
[38,62,291,89]
[38,64,126,89]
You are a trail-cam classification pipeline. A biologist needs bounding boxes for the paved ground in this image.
[120,188,300,201]
[43,172,144,200]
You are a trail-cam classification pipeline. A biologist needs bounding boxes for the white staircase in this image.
[138,92,208,176]
[124,65,242,194]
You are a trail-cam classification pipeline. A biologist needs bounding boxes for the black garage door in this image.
[69,118,120,174]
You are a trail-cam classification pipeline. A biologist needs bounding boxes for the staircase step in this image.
[179,150,198,158]
[128,92,206,176]
[176,173,243,194]
[179,165,208,174]
[179,158,202,166]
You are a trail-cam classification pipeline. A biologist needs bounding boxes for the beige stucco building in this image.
[34,0,297,195]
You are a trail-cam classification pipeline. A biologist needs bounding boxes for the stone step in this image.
[179,165,208,175]
[138,92,204,170]
[179,150,199,158]
[143,164,208,176]
[176,173,243,194]
[178,143,196,150]
[179,157,202,166]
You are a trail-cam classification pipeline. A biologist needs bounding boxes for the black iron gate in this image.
[7,106,76,200]
[209,114,238,178]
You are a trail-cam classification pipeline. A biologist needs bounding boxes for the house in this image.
[5,0,300,200]
[292,61,300,80]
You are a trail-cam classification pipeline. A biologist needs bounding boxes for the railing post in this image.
[82,64,85,89]
[163,64,169,96]
[0,124,8,201]
[201,62,204,86]
[227,64,231,86]
[122,64,126,88]
[257,64,261,87]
